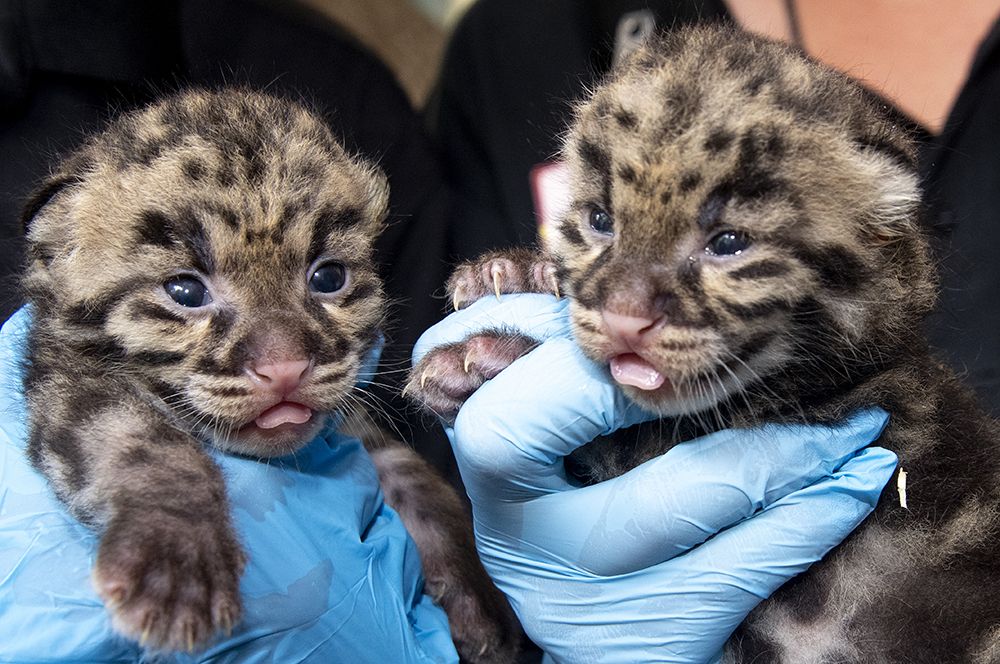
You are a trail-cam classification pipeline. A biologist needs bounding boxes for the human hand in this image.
[413,294,897,663]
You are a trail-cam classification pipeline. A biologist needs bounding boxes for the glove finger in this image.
[412,293,570,365]
[505,447,896,663]
[452,337,656,501]
[470,408,888,574]
[679,446,897,601]
[606,447,898,662]
[676,447,897,596]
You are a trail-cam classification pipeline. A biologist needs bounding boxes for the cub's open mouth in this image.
[249,402,313,430]
[609,353,666,390]
[224,401,324,457]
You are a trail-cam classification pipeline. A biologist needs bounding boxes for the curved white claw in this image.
[420,369,433,389]
[490,263,503,300]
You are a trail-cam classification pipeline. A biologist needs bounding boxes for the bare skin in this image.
[726,0,1000,134]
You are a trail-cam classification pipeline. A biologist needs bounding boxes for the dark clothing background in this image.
[429,0,1000,416]
[0,0,457,479]
[920,20,1000,417]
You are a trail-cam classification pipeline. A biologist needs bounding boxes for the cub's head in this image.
[550,26,935,419]
[24,89,388,456]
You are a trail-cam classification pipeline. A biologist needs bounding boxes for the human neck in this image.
[724,0,1000,134]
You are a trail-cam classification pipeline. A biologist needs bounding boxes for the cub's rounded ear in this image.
[359,162,390,233]
[20,151,93,268]
[20,142,95,236]
[849,125,936,315]
[20,171,84,233]
[857,152,921,240]
[851,121,922,248]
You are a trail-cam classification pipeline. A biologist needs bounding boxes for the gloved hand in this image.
[0,308,458,664]
[413,294,897,663]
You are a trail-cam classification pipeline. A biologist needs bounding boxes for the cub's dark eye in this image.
[309,262,347,294]
[706,231,751,256]
[589,207,614,235]
[164,276,211,308]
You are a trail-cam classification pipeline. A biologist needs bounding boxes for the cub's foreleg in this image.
[356,427,521,663]
[26,375,244,653]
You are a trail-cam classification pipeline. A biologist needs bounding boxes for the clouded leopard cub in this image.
[409,26,1000,662]
[21,89,517,660]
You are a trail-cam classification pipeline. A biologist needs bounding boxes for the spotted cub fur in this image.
[409,26,1000,662]
[22,89,517,660]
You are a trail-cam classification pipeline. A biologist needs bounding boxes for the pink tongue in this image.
[255,402,313,429]
[610,354,666,390]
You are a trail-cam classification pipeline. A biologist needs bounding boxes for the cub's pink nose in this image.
[601,310,663,346]
[246,359,311,395]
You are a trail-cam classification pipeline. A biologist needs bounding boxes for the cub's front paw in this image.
[448,248,559,310]
[406,331,538,420]
[93,514,246,653]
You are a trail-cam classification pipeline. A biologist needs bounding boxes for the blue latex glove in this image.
[0,308,458,664]
[413,294,898,663]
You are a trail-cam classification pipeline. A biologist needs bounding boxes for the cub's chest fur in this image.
[409,25,1000,663]
[20,89,518,661]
